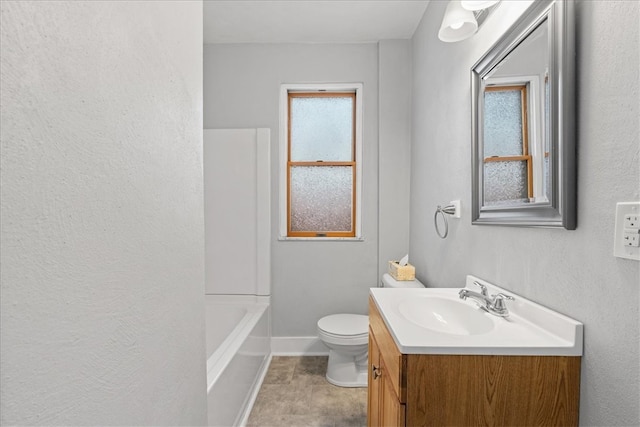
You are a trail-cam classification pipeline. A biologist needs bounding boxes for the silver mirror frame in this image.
[471,0,576,229]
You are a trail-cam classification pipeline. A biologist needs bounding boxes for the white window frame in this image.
[278,83,363,240]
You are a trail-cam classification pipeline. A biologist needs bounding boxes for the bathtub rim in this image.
[205,294,270,392]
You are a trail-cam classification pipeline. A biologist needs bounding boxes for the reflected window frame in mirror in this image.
[471,0,576,229]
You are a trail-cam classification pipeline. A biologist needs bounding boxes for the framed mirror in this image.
[471,0,576,229]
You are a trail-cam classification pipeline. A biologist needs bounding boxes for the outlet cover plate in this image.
[614,202,640,261]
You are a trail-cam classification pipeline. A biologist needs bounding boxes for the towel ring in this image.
[434,204,456,239]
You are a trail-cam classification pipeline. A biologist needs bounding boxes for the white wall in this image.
[378,40,413,280]
[204,43,413,338]
[410,1,639,425]
[0,2,207,425]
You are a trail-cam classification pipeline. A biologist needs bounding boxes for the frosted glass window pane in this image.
[484,161,528,206]
[484,90,523,157]
[290,96,353,161]
[544,155,551,200]
[290,166,352,232]
[544,78,552,199]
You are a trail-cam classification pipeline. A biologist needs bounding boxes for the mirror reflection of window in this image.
[544,73,551,200]
[479,18,550,207]
[483,85,532,206]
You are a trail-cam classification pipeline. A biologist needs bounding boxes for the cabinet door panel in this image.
[369,297,406,402]
[368,332,381,427]
[381,365,405,427]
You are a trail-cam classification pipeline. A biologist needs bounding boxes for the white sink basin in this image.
[370,275,583,356]
[398,297,494,335]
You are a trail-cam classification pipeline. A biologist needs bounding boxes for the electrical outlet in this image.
[624,214,639,229]
[614,202,640,260]
[624,230,640,247]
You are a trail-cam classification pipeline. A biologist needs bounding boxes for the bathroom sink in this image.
[397,297,494,335]
[369,275,584,356]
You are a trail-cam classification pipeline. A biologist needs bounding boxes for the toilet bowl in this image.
[317,273,424,387]
[317,314,369,387]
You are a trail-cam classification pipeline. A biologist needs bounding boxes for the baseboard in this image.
[271,336,329,356]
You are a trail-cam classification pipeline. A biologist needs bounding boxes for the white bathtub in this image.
[206,295,271,427]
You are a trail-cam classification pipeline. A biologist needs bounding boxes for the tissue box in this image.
[388,261,416,281]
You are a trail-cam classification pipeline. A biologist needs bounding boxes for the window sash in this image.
[483,85,533,198]
[287,92,357,238]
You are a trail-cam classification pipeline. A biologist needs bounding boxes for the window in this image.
[279,84,363,239]
[483,84,532,206]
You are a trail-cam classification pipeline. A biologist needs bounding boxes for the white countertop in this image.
[370,275,583,356]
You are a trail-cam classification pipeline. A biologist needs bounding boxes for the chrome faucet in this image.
[459,281,515,317]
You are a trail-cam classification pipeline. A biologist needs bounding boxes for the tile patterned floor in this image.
[247,356,368,427]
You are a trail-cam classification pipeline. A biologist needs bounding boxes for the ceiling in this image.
[203,1,431,44]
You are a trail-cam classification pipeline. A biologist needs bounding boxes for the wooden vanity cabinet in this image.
[367,297,581,427]
[368,332,405,426]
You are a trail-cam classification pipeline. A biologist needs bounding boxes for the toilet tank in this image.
[381,273,424,288]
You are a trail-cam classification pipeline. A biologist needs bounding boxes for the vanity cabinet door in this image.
[367,333,381,427]
[369,298,406,402]
[369,297,407,427]
[368,330,406,427]
[379,360,405,427]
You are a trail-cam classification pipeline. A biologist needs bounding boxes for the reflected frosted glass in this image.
[544,78,552,199]
[290,166,352,232]
[290,97,353,161]
[484,161,528,205]
[544,155,551,200]
[484,90,523,157]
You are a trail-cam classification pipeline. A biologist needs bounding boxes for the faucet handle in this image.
[494,293,514,301]
[473,281,488,296]
[491,293,515,315]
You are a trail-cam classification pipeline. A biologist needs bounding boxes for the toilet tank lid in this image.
[382,273,424,288]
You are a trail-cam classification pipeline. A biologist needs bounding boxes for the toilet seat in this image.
[317,314,368,345]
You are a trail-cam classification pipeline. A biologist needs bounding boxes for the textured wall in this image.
[410,1,639,425]
[0,2,207,425]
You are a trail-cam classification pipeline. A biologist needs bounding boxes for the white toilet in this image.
[317,273,424,387]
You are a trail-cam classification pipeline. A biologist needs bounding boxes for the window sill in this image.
[278,236,364,242]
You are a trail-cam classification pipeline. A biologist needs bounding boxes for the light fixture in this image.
[438,0,501,43]
[461,1,500,11]
[438,1,478,43]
